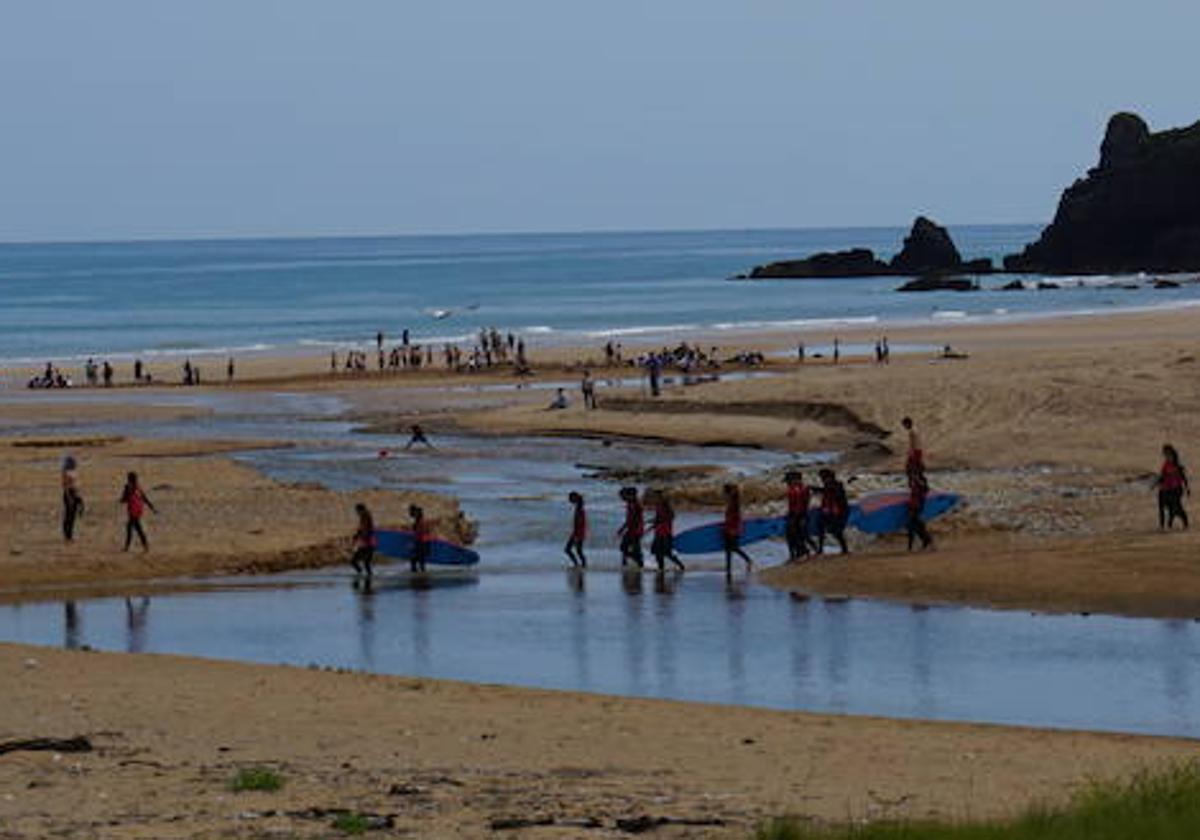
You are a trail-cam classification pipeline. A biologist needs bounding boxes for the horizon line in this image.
[0,220,1046,249]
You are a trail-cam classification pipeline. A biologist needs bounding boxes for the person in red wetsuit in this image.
[815,468,850,555]
[617,486,645,568]
[119,471,157,552]
[784,470,813,561]
[564,491,588,567]
[409,503,432,572]
[1156,444,1190,530]
[722,483,753,576]
[902,416,924,478]
[649,489,686,572]
[350,503,376,577]
[906,469,934,551]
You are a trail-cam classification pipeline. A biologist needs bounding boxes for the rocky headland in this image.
[1005,112,1200,274]
[746,216,993,280]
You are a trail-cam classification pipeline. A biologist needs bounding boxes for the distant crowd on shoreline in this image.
[25,356,237,389]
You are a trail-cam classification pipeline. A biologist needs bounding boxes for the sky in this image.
[1,1,1198,242]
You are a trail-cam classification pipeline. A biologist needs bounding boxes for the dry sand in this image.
[1,643,1196,839]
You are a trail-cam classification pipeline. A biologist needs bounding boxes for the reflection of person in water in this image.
[124,597,150,653]
[64,601,81,649]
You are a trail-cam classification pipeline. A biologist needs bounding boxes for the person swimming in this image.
[1156,444,1190,530]
[564,491,587,568]
[722,483,753,575]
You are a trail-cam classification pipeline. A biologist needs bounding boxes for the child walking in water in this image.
[350,503,376,577]
[564,491,588,567]
[61,455,84,542]
[722,483,753,575]
[649,489,685,572]
[617,486,645,568]
[119,472,156,551]
[1156,444,1190,530]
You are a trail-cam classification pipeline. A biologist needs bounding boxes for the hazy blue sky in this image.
[2,1,1197,241]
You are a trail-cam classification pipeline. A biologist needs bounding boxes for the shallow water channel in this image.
[1,390,1198,738]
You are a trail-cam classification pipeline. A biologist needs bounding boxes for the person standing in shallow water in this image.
[617,486,645,569]
[1156,444,1190,530]
[350,503,376,577]
[784,470,813,561]
[722,483,753,575]
[119,472,156,551]
[815,468,850,555]
[564,491,587,568]
[409,504,431,573]
[61,455,84,542]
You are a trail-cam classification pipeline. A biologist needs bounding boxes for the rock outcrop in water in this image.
[747,216,993,279]
[1005,112,1200,274]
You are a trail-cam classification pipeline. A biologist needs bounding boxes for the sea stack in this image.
[1005,112,1200,274]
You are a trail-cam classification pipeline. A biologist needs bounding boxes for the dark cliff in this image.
[1005,113,1200,274]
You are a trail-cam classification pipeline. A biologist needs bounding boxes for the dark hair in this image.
[568,491,583,503]
[1163,444,1181,465]
[901,417,913,428]
[126,471,138,485]
[409,504,423,517]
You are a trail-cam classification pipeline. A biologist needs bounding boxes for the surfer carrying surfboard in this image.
[906,471,934,551]
[564,492,588,567]
[617,487,645,568]
[722,483,753,575]
[649,490,686,572]
[901,417,924,477]
[784,471,814,561]
[814,469,850,555]
[350,503,376,577]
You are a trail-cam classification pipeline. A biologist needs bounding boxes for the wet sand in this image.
[1,642,1195,839]
[0,437,465,595]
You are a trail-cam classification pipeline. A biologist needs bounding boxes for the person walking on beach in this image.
[1156,444,1190,530]
[409,504,431,573]
[906,468,934,551]
[350,503,376,577]
[119,472,156,552]
[722,483,753,575]
[649,489,685,572]
[784,470,813,561]
[815,468,850,555]
[61,455,84,542]
[901,416,924,477]
[833,338,840,364]
[564,491,588,567]
[617,486,645,568]
[226,357,235,383]
[581,370,597,410]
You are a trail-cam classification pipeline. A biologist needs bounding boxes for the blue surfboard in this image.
[848,490,961,535]
[672,515,787,556]
[375,529,481,566]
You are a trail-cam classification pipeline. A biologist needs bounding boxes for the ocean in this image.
[0,224,1195,366]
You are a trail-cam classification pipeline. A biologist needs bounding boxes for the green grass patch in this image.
[753,762,1200,840]
[331,811,373,835]
[228,766,285,793]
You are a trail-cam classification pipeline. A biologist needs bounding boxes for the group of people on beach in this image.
[330,328,532,378]
[60,457,158,551]
[348,501,430,578]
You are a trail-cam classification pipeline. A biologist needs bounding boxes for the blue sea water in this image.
[0,225,1195,366]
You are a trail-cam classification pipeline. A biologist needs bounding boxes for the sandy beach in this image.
[1,642,1195,839]
[3,306,1200,836]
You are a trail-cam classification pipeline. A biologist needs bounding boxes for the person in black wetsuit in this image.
[350,503,376,577]
[564,491,587,567]
[617,486,645,568]
[61,456,84,542]
[410,504,431,572]
[649,489,685,572]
